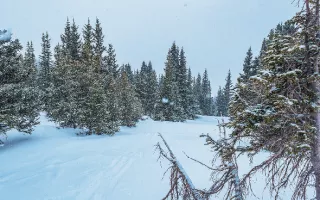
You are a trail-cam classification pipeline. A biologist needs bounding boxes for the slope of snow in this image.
[0,113,304,199]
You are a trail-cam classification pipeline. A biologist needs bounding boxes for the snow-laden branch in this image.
[0,29,11,42]
[156,133,204,200]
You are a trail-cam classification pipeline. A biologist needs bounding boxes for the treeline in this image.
[0,17,221,141]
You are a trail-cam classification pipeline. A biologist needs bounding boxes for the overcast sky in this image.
[1,0,299,94]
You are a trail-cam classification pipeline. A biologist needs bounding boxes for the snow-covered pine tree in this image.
[0,37,39,144]
[155,43,186,121]
[105,76,121,131]
[200,69,212,115]
[76,61,118,135]
[240,47,253,81]
[176,48,188,119]
[60,18,72,59]
[105,44,119,79]
[119,71,143,127]
[121,63,134,84]
[82,18,94,64]
[70,19,81,61]
[222,70,232,116]
[185,68,200,119]
[23,41,37,86]
[215,86,224,116]
[38,32,53,109]
[145,62,158,117]
[194,73,202,114]
[155,49,175,121]
[225,3,320,198]
[136,61,148,111]
[93,18,106,72]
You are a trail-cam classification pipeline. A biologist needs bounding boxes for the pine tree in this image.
[0,37,39,144]
[145,61,158,117]
[38,32,53,108]
[106,44,118,79]
[82,18,93,63]
[106,77,121,130]
[222,70,232,116]
[93,18,106,72]
[194,73,202,114]
[155,43,185,121]
[121,63,134,84]
[201,69,212,115]
[70,19,81,61]
[185,68,199,119]
[60,18,72,59]
[241,47,253,81]
[119,71,142,126]
[23,41,37,86]
[176,48,188,118]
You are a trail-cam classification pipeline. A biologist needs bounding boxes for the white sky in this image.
[1,0,299,94]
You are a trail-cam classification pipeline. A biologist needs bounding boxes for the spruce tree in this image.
[119,71,142,127]
[121,63,134,84]
[106,44,118,79]
[185,68,199,119]
[60,18,72,58]
[82,18,93,63]
[222,70,232,116]
[215,86,224,116]
[194,73,202,114]
[0,37,39,144]
[176,48,188,118]
[70,19,81,61]
[38,32,53,108]
[201,69,212,115]
[93,18,106,72]
[23,41,37,86]
[145,61,158,117]
[241,47,253,81]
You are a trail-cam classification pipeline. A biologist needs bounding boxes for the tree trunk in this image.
[309,0,320,199]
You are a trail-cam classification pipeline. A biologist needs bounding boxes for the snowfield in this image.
[0,113,305,200]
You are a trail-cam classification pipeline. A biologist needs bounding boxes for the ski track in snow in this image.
[0,114,310,200]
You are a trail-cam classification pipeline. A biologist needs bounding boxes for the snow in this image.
[0,29,11,42]
[161,97,169,103]
[0,113,313,199]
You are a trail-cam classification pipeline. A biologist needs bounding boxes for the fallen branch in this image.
[156,133,204,200]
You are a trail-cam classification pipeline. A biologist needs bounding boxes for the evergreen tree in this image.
[38,32,53,108]
[60,18,72,58]
[136,61,158,117]
[185,68,199,119]
[106,44,118,79]
[155,43,186,121]
[176,48,188,118]
[201,69,212,115]
[70,19,81,61]
[0,37,39,144]
[222,70,232,116]
[121,63,134,84]
[93,18,106,72]
[194,73,202,114]
[82,18,93,63]
[119,71,142,126]
[106,77,121,130]
[23,41,37,86]
[215,86,224,116]
[241,47,253,81]
[145,62,158,117]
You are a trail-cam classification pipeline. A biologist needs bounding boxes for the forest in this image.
[2,0,320,200]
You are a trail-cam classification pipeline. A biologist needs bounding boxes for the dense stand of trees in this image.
[0,18,221,142]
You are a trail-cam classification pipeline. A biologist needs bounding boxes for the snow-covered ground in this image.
[0,113,301,200]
